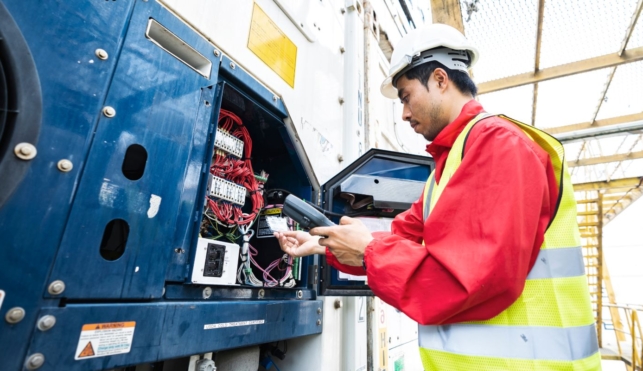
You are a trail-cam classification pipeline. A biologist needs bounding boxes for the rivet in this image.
[95,49,108,60]
[296,290,303,299]
[230,62,236,70]
[258,289,265,298]
[338,97,344,104]
[48,280,65,295]
[37,315,56,331]
[5,307,26,324]
[316,307,322,314]
[339,46,345,53]
[316,319,322,326]
[272,95,279,101]
[57,159,73,172]
[202,287,212,299]
[25,353,45,370]
[14,143,37,160]
[334,299,343,309]
[340,7,346,14]
[213,50,220,57]
[102,106,116,117]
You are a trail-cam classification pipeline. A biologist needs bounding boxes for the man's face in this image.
[395,74,447,142]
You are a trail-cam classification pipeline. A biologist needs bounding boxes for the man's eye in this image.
[400,96,409,104]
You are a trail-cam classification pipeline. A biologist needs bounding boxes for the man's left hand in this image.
[310,217,374,266]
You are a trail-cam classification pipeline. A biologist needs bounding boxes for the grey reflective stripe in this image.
[419,323,598,361]
[527,246,586,280]
[423,175,436,221]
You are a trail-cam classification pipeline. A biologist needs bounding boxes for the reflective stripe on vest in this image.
[418,113,600,370]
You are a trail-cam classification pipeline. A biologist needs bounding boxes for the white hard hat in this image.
[380,23,479,99]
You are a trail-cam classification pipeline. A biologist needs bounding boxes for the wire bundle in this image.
[207,109,265,227]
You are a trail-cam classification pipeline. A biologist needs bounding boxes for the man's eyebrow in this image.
[397,88,405,100]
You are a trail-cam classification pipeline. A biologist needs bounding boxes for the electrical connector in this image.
[214,128,244,158]
[209,175,246,206]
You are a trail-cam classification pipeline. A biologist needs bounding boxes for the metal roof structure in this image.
[440,0,643,224]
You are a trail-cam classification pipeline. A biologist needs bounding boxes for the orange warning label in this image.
[75,321,135,360]
[78,341,95,358]
[81,322,135,331]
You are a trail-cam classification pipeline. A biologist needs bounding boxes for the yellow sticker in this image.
[248,3,297,87]
[262,208,282,215]
[75,322,136,360]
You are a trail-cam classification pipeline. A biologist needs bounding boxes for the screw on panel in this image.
[258,289,265,298]
[317,307,322,314]
[229,62,236,70]
[25,353,45,370]
[202,287,212,299]
[213,49,220,57]
[316,319,322,326]
[37,315,56,331]
[296,290,303,299]
[57,159,73,172]
[102,106,116,117]
[272,95,279,101]
[14,143,37,160]
[95,49,108,60]
[5,307,25,324]
[48,280,65,295]
[334,299,343,309]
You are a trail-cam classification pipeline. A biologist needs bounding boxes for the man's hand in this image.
[274,230,325,257]
[310,217,374,266]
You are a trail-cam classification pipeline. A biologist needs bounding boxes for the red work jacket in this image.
[326,100,559,325]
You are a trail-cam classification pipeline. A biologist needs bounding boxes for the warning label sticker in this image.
[248,3,297,88]
[74,322,135,360]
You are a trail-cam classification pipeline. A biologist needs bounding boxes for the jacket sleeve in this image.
[364,122,556,325]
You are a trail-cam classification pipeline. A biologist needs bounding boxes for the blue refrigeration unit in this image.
[0,1,433,370]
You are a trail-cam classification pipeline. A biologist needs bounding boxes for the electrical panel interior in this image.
[192,85,310,289]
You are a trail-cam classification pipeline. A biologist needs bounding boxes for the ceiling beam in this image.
[530,0,546,126]
[568,150,643,167]
[573,177,643,191]
[588,1,643,127]
[478,46,643,94]
[620,0,643,57]
[430,0,465,33]
[604,188,643,225]
[544,112,643,135]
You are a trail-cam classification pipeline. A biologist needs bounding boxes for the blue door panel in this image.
[46,1,220,299]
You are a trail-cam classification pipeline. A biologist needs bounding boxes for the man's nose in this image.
[402,106,412,122]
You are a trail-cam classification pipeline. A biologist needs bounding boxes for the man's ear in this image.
[433,68,448,90]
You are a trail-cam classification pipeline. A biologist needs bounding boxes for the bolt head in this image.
[102,106,116,117]
[95,48,108,60]
[317,308,322,314]
[37,315,56,331]
[334,299,343,309]
[258,289,265,298]
[316,319,322,326]
[6,307,26,324]
[202,287,212,299]
[57,159,73,172]
[230,62,236,69]
[26,353,45,370]
[340,46,345,53]
[48,280,65,295]
[214,50,220,57]
[14,143,37,160]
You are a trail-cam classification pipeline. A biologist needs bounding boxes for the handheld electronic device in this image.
[282,195,336,229]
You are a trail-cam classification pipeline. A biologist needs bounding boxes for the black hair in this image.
[402,61,478,97]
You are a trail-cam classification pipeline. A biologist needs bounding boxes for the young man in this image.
[276,24,600,370]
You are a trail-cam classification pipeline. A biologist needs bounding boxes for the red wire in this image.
[208,109,265,226]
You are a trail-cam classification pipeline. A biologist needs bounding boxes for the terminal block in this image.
[209,175,246,206]
[214,128,244,158]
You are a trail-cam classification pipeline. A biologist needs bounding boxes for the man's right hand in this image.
[274,231,325,257]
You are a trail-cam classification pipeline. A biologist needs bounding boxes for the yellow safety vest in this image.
[419,113,601,370]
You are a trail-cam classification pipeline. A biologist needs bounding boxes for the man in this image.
[275,24,600,370]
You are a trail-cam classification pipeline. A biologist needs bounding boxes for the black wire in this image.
[304,199,380,218]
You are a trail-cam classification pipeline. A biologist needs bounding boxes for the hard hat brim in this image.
[380,76,398,99]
